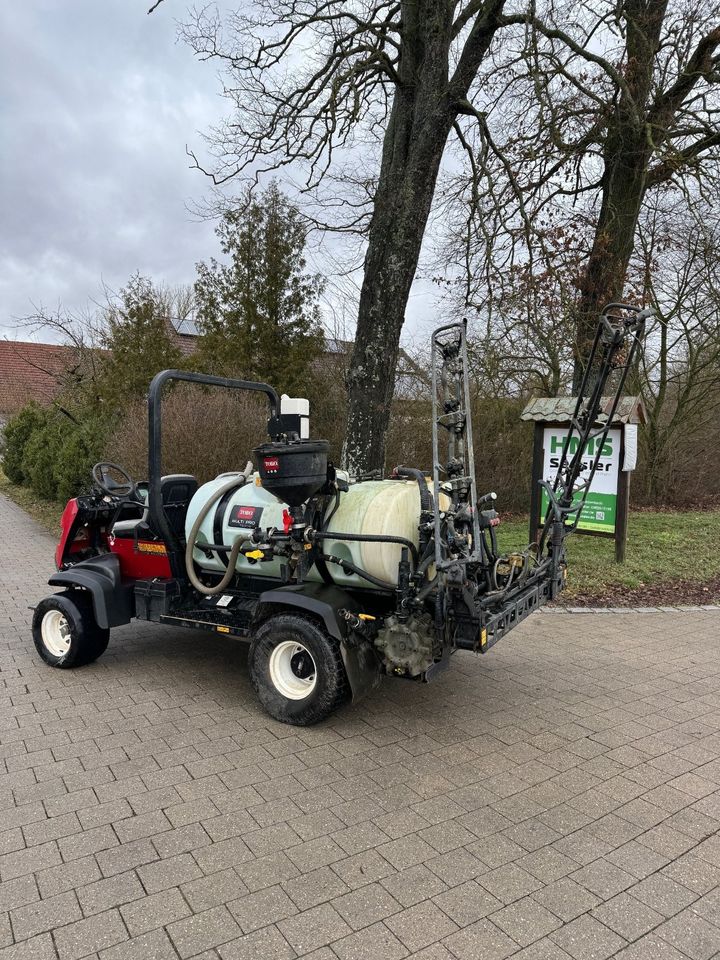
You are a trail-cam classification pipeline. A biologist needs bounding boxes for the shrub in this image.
[1,403,48,484]
[22,415,72,500]
[106,385,268,484]
[8,408,109,502]
[54,418,109,502]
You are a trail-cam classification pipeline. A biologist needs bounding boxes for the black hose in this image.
[416,576,438,601]
[394,465,433,514]
[313,531,418,568]
[417,555,435,577]
[320,554,396,591]
[321,488,341,533]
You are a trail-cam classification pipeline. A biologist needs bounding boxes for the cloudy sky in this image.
[0,1,442,345]
[0,1,232,340]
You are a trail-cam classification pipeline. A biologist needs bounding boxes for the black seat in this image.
[113,474,198,541]
[160,475,198,538]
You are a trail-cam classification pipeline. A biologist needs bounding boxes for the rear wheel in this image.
[32,591,109,668]
[249,614,349,725]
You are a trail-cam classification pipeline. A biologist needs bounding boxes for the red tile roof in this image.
[0,341,80,414]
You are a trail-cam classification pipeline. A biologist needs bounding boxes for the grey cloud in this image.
[0,0,223,337]
[0,0,436,344]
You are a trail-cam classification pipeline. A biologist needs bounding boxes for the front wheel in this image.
[32,591,109,668]
[248,614,349,725]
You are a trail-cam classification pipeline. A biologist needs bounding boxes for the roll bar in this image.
[146,369,281,578]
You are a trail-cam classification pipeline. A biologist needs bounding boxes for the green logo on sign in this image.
[549,435,613,457]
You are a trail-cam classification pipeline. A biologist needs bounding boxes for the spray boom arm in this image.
[427,303,650,655]
[538,304,651,547]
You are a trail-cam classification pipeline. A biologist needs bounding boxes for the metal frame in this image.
[427,303,651,656]
[146,369,281,578]
[538,304,650,553]
[431,320,483,571]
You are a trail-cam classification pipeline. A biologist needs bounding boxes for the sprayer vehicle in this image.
[32,304,650,725]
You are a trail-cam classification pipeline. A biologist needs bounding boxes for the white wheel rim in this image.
[268,640,317,700]
[41,610,71,657]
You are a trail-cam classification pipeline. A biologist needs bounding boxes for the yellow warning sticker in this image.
[216,625,230,634]
[137,541,167,555]
[480,628,487,649]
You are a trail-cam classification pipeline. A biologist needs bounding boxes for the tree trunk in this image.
[571,141,650,391]
[342,5,454,475]
[342,123,454,475]
[571,0,666,392]
[342,0,505,475]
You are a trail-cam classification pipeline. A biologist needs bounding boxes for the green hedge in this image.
[1,403,47,484]
[1,404,110,502]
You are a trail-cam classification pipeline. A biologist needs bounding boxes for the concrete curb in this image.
[541,605,719,613]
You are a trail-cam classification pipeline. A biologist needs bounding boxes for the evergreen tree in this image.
[194,184,325,395]
[99,274,184,407]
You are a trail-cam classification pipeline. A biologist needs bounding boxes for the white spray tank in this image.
[184,396,437,590]
[186,474,435,589]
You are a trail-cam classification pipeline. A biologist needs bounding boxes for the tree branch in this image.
[450,0,508,99]
[498,12,629,95]
[648,26,720,131]
[647,130,720,186]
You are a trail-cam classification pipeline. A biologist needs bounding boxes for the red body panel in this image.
[56,499,86,568]
[108,535,172,579]
[56,496,171,580]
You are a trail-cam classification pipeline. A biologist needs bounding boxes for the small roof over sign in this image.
[520,396,646,425]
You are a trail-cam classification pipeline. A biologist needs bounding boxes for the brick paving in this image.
[1,488,719,959]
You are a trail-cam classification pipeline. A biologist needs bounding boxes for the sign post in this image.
[521,398,644,563]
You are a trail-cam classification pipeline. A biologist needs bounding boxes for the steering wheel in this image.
[92,462,137,499]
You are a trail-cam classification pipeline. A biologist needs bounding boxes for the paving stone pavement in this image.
[1,488,720,959]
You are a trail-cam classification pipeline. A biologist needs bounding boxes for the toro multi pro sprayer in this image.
[33,304,649,725]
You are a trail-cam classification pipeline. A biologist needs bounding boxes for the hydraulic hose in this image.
[416,575,438,601]
[394,466,433,514]
[320,554,397,592]
[394,466,435,575]
[185,462,253,596]
[312,531,419,568]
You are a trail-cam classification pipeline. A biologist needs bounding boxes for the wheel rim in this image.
[41,609,71,657]
[268,640,317,700]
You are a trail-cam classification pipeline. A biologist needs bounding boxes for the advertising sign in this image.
[540,428,621,534]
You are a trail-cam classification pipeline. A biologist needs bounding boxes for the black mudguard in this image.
[256,582,382,703]
[48,554,133,629]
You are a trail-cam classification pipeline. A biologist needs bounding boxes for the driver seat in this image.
[112,475,198,541]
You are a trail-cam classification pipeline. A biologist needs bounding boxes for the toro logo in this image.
[228,504,263,528]
[263,457,280,474]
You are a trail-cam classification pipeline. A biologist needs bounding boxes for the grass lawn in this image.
[499,510,720,601]
[1,467,718,604]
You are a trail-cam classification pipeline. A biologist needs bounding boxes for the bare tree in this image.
[17,280,197,411]
[177,0,514,474]
[444,0,720,388]
[635,196,720,501]
[453,221,588,398]
[16,305,107,407]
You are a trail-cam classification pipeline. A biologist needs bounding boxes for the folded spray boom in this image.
[426,304,651,653]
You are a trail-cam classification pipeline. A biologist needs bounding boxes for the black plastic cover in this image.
[254,440,329,506]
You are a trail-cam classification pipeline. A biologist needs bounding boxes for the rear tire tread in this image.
[249,613,349,726]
